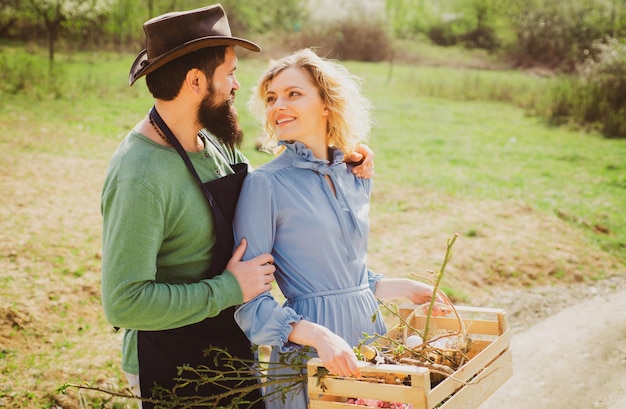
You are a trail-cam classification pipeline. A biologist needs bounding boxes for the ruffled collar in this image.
[279,140,345,165]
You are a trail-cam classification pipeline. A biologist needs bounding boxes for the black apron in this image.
[137,107,264,409]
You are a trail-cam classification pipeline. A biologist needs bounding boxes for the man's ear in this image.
[184,68,204,96]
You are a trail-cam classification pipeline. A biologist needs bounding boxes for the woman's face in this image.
[264,67,329,145]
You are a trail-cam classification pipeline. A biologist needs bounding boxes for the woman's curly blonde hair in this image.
[248,48,372,156]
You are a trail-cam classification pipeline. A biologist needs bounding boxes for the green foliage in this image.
[2,0,626,72]
[383,0,626,70]
[502,0,617,70]
[374,63,550,108]
[219,0,307,34]
[423,0,503,50]
[529,37,626,138]
[385,0,440,38]
[0,46,65,97]
[577,37,626,138]
[543,76,581,124]
[60,347,312,408]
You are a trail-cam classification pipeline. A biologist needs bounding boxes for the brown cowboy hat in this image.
[128,3,261,85]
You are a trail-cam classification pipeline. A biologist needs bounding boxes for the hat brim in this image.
[129,36,261,85]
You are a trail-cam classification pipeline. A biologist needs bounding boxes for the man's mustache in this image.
[227,90,236,105]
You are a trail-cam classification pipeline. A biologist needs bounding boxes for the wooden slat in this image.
[310,401,350,409]
[497,310,510,334]
[308,376,427,407]
[396,305,507,338]
[427,331,510,404]
[308,359,430,376]
[414,317,500,336]
[398,304,507,318]
[435,348,513,409]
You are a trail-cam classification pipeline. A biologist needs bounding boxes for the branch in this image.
[58,347,314,409]
[423,233,458,341]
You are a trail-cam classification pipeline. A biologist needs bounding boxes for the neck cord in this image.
[148,113,205,152]
[148,113,171,145]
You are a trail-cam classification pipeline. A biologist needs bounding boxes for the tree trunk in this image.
[45,13,62,69]
[48,26,56,67]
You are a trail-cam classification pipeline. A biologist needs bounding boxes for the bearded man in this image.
[100,4,373,408]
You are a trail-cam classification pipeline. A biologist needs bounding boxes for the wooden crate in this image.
[307,305,512,409]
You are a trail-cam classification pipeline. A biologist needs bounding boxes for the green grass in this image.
[2,47,624,259]
[345,62,626,259]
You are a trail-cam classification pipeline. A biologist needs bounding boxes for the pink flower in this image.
[344,398,413,408]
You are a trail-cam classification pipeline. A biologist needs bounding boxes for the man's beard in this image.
[197,90,244,149]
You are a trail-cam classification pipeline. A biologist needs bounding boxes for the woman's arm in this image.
[374,278,451,316]
[233,172,303,348]
[288,320,361,378]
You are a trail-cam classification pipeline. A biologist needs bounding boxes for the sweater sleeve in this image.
[101,178,243,331]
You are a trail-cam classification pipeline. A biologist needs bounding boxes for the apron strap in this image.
[149,106,225,222]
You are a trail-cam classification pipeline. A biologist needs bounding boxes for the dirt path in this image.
[480,286,626,409]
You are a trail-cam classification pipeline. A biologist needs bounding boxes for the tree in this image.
[501,0,620,70]
[25,0,113,65]
[0,0,22,38]
[454,0,504,49]
[219,0,307,34]
[385,0,439,38]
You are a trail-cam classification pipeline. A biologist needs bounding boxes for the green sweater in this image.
[101,129,249,374]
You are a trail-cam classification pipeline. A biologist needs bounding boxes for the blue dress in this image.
[234,141,386,409]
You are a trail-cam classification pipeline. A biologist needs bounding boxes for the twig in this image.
[57,383,145,404]
[58,347,313,409]
[423,233,458,342]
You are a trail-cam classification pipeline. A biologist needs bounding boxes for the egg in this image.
[405,335,423,348]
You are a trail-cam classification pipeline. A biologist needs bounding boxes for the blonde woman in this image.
[233,49,446,409]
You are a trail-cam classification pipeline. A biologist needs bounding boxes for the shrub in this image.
[535,37,626,138]
[504,0,614,71]
[577,37,626,138]
[540,76,579,126]
[428,23,458,47]
[0,47,65,98]
[459,26,501,51]
[430,25,501,50]
[294,18,392,62]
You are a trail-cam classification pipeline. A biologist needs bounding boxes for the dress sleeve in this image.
[234,293,303,351]
[233,172,303,351]
[367,268,384,294]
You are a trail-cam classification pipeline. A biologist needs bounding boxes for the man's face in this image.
[198,46,244,148]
